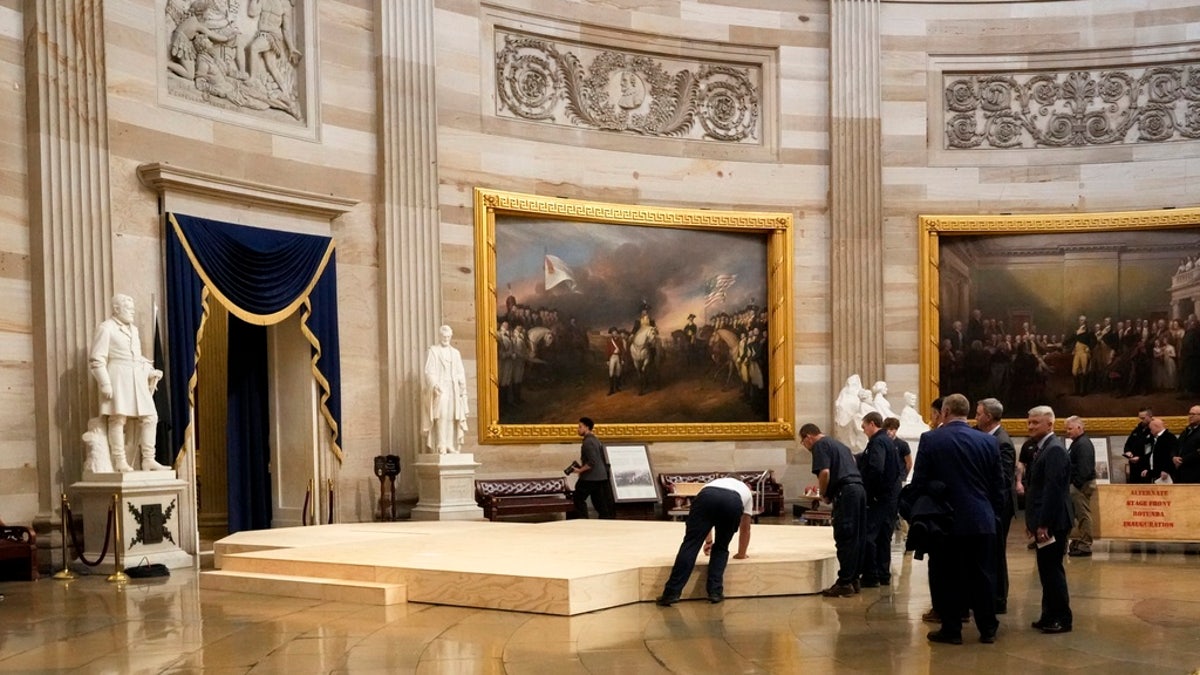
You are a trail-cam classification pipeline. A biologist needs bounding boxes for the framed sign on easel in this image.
[604,444,659,504]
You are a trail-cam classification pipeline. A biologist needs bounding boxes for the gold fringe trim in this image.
[168,213,343,463]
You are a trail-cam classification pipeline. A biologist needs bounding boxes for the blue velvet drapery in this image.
[164,213,343,468]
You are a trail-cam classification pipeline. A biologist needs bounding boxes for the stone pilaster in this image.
[829,0,884,391]
[379,0,443,506]
[24,0,114,541]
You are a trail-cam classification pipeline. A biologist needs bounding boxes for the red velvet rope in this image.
[63,501,115,568]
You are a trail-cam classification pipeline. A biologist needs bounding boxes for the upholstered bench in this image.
[0,519,38,581]
[657,471,784,518]
[474,477,577,522]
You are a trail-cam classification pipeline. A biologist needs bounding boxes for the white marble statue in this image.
[851,388,877,451]
[871,380,897,420]
[421,325,469,454]
[833,374,864,448]
[898,391,931,439]
[87,294,168,472]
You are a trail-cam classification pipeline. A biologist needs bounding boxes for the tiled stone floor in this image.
[3,525,1200,673]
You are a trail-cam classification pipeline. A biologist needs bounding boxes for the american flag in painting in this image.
[704,274,737,307]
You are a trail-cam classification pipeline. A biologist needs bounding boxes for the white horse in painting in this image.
[708,328,739,389]
[629,325,659,395]
[526,326,555,363]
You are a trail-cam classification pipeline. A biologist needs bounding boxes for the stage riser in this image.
[207,521,838,615]
[201,570,405,605]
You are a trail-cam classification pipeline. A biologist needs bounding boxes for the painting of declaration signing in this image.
[489,207,770,427]
[932,221,1200,423]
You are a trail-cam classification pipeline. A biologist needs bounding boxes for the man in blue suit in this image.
[1025,405,1073,634]
[911,393,1005,645]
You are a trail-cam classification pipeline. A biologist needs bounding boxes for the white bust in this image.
[421,325,469,454]
[898,391,931,439]
[871,381,897,420]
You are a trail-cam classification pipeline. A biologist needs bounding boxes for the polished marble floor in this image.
[3,524,1200,674]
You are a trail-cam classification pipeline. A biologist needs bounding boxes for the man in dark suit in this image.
[911,393,1005,645]
[1025,405,1073,634]
[1064,416,1097,557]
[976,397,1015,613]
[1142,417,1178,483]
[857,412,902,587]
[1123,408,1153,483]
[1172,406,1200,483]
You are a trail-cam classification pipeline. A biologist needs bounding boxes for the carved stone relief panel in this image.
[944,64,1200,149]
[494,29,763,144]
[160,0,317,137]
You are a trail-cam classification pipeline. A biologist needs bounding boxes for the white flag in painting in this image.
[544,254,577,292]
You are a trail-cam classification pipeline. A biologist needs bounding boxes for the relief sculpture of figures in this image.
[165,0,304,120]
[421,325,469,454]
[85,295,168,473]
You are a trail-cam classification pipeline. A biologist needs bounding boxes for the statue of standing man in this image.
[88,294,169,472]
[421,325,469,454]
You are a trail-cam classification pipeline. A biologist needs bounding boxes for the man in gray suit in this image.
[1065,416,1097,557]
[1025,405,1073,634]
[976,398,1015,613]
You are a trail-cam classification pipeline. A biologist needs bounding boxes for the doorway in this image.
[195,302,326,540]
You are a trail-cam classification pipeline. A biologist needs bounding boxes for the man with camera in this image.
[568,417,615,519]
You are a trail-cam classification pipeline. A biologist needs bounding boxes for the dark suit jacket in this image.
[1124,423,1152,481]
[1176,424,1200,484]
[1068,434,1096,489]
[1025,434,1072,533]
[859,429,900,501]
[911,420,1004,536]
[992,426,1016,518]
[1146,430,1179,482]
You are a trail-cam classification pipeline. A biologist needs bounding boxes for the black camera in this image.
[563,460,581,475]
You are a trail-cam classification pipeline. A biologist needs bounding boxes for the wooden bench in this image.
[657,471,784,519]
[475,477,577,522]
[0,518,38,581]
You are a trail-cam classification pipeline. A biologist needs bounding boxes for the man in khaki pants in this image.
[1064,416,1096,557]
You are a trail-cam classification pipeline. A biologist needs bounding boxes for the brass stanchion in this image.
[308,478,316,525]
[52,493,76,580]
[106,493,128,583]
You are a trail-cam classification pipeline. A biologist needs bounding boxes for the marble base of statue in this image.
[70,470,193,573]
[410,453,485,521]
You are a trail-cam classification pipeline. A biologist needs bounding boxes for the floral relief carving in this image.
[495,32,761,143]
[944,65,1200,149]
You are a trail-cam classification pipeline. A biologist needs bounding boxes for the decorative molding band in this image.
[137,163,358,218]
[944,64,1200,149]
[479,191,789,230]
[493,29,762,143]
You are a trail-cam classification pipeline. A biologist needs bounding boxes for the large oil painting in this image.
[474,189,794,443]
[920,207,1200,434]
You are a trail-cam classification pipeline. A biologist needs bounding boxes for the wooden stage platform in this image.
[202,520,838,615]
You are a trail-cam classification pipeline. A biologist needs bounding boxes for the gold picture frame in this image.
[919,206,1200,435]
[474,188,794,443]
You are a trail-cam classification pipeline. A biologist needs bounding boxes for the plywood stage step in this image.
[201,569,406,606]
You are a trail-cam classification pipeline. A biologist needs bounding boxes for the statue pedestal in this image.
[411,453,485,521]
[71,471,193,573]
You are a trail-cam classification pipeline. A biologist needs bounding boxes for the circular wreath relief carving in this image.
[493,32,761,143]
